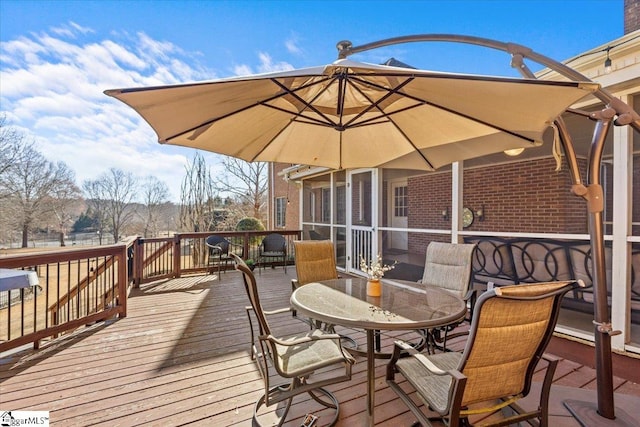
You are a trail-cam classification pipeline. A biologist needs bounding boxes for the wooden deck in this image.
[1,269,639,426]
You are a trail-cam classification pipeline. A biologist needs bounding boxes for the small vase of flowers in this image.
[360,254,396,296]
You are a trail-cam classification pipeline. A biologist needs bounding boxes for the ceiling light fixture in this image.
[604,47,612,74]
[503,148,525,156]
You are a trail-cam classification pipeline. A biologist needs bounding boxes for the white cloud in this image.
[285,33,303,55]
[50,21,95,38]
[0,22,294,201]
[69,21,94,35]
[257,52,294,73]
[233,64,253,76]
[50,26,75,38]
[0,23,215,200]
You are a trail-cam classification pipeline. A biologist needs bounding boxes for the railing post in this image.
[243,232,250,261]
[135,238,144,288]
[118,244,127,318]
[174,234,182,278]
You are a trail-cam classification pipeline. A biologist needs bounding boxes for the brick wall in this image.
[625,0,640,34]
[406,157,592,252]
[274,154,639,241]
[270,163,300,230]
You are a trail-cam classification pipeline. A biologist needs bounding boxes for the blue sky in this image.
[0,0,625,201]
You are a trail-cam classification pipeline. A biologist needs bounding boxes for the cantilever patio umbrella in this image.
[106,35,639,424]
[104,58,598,171]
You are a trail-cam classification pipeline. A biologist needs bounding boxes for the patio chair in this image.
[387,280,582,427]
[418,242,476,352]
[258,233,287,273]
[292,240,358,349]
[231,253,355,427]
[205,235,235,279]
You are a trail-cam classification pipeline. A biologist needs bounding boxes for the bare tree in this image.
[180,153,217,266]
[82,180,110,244]
[0,114,34,199]
[214,157,268,222]
[139,176,170,237]
[48,164,83,246]
[1,143,80,247]
[83,168,137,243]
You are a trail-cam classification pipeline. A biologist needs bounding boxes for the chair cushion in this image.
[261,251,285,257]
[395,352,461,414]
[273,329,351,378]
[421,243,475,298]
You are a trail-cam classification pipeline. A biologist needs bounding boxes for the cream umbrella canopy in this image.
[105,34,639,425]
[105,59,598,171]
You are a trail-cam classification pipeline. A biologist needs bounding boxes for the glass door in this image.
[347,169,378,274]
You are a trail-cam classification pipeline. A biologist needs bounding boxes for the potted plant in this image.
[245,259,256,271]
[360,254,396,296]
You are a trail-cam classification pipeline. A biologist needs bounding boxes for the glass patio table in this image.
[290,277,466,427]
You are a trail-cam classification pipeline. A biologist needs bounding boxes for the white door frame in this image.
[346,168,378,275]
[387,179,409,251]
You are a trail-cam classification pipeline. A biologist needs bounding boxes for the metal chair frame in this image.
[258,233,287,273]
[232,253,354,426]
[387,280,583,427]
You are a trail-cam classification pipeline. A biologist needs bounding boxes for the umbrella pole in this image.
[585,113,615,419]
[561,109,635,424]
[336,33,639,424]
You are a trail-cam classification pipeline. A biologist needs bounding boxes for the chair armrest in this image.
[263,307,293,316]
[246,306,292,316]
[541,352,559,364]
[291,279,299,291]
[228,241,244,256]
[463,288,477,318]
[208,244,223,253]
[414,353,449,376]
[388,340,420,367]
[394,340,420,356]
[266,331,342,347]
[463,288,476,302]
[393,340,452,377]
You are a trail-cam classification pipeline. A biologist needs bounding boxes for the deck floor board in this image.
[1,269,639,426]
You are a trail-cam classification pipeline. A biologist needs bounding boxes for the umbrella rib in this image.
[271,77,341,128]
[339,75,435,169]
[247,76,344,162]
[261,103,337,128]
[386,117,435,169]
[163,75,338,142]
[342,76,415,129]
[347,74,537,143]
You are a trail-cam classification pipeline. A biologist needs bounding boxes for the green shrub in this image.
[236,217,265,231]
[236,217,265,247]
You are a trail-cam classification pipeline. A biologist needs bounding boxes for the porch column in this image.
[611,94,633,351]
[451,161,463,243]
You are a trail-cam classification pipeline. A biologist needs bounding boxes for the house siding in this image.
[270,163,300,231]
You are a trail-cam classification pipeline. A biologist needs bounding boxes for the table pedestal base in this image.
[366,329,375,427]
[564,400,637,427]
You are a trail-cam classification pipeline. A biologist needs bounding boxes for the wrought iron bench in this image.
[463,236,640,323]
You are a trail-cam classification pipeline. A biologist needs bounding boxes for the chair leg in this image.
[253,386,341,427]
[539,355,558,427]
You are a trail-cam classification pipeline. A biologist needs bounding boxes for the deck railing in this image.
[0,243,130,352]
[0,230,302,352]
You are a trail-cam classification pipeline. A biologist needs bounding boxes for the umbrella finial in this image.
[336,40,352,59]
